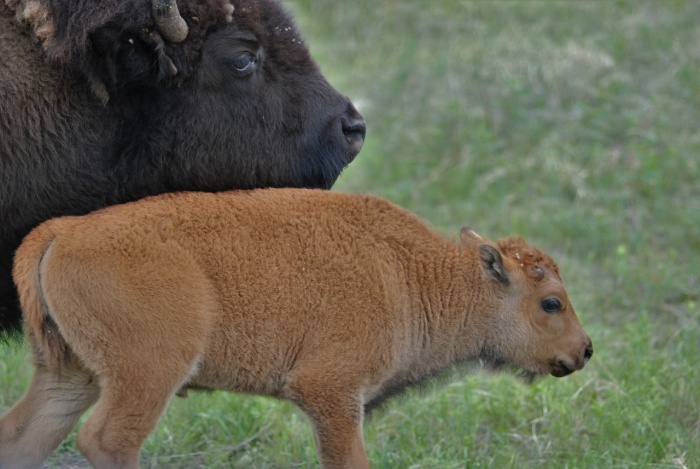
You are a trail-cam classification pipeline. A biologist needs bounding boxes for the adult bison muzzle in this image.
[0,0,366,338]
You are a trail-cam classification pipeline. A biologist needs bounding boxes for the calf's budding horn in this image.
[152,0,189,43]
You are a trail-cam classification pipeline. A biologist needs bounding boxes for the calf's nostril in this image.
[584,346,593,363]
[558,360,575,373]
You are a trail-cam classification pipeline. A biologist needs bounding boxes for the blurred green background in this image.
[2,1,698,467]
[307,3,699,466]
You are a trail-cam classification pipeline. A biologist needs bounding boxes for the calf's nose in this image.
[584,344,593,364]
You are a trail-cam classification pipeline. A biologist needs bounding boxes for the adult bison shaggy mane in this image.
[0,0,366,338]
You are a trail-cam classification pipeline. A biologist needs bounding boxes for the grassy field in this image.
[2,1,699,467]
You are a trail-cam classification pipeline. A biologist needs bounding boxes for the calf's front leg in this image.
[285,370,370,469]
[311,414,369,469]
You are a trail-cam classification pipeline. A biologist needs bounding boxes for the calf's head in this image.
[462,229,593,379]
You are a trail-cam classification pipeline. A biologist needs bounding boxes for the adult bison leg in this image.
[0,363,99,468]
[284,368,370,469]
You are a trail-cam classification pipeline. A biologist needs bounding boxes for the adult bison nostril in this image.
[342,117,366,140]
[341,103,366,152]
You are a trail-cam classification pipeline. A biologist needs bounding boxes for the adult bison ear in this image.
[89,25,177,101]
[478,244,510,286]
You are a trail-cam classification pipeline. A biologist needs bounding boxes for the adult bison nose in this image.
[341,102,366,154]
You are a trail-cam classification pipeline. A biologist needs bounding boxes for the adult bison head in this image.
[0,0,365,337]
[88,0,366,191]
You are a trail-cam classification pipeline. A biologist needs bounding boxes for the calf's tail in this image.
[12,221,71,368]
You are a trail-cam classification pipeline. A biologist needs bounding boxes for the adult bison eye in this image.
[541,298,562,314]
[228,51,258,76]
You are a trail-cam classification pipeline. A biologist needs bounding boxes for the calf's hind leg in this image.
[40,238,215,468]
[0,363,99,469]
[76,356,201,469]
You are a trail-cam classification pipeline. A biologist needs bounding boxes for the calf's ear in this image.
[478,244,510,286]
[460,226,483,248]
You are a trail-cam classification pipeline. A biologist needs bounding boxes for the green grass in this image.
[2,1,699,467]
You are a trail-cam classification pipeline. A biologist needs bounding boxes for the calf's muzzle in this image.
[552,337,593,378]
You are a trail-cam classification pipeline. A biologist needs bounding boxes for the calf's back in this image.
[26,189,465,393]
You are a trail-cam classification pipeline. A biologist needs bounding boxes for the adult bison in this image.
[0,0,366,338]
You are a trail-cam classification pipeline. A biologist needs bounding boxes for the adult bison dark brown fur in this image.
[0,0,366,338]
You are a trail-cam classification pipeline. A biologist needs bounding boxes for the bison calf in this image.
[0,189,592,469]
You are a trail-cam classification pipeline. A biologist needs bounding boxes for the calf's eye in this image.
[541,298,562,314]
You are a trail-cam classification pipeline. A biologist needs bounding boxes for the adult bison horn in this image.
[152,0,189,43]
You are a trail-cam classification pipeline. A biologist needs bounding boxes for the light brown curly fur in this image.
[0,189,592,469]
